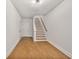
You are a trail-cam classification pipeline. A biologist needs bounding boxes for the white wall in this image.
[6,0,21,57]
[21,18,33,37]
[45,0,72,57]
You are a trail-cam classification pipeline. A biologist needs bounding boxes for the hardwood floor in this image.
[7,37,70,59]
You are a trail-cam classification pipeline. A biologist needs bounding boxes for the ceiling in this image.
[10,0,63,18]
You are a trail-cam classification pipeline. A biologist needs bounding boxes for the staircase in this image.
[33,16,47,41]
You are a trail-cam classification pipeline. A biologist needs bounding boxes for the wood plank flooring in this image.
[7,37,70,59]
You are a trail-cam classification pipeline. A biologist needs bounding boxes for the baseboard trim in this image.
[7,38,21,58]
[21,35,32,37]
[48,40,72,58]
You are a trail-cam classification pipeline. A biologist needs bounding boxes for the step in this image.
[36,35,46,37]
[36,37,46,40]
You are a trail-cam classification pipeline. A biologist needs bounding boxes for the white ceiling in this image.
[10,0,63,18]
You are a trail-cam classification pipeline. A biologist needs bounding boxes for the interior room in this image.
[6,0,72,59]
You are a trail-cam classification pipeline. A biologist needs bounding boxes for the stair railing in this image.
[40,16,47,32]
[33,16,47,41]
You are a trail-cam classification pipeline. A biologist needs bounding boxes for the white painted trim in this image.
[34,39,47,42]
[21,35,32,37]
[33,31,36,41]
[33,16,36,41]
[33,17,36,32]
[48,40,72,58]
